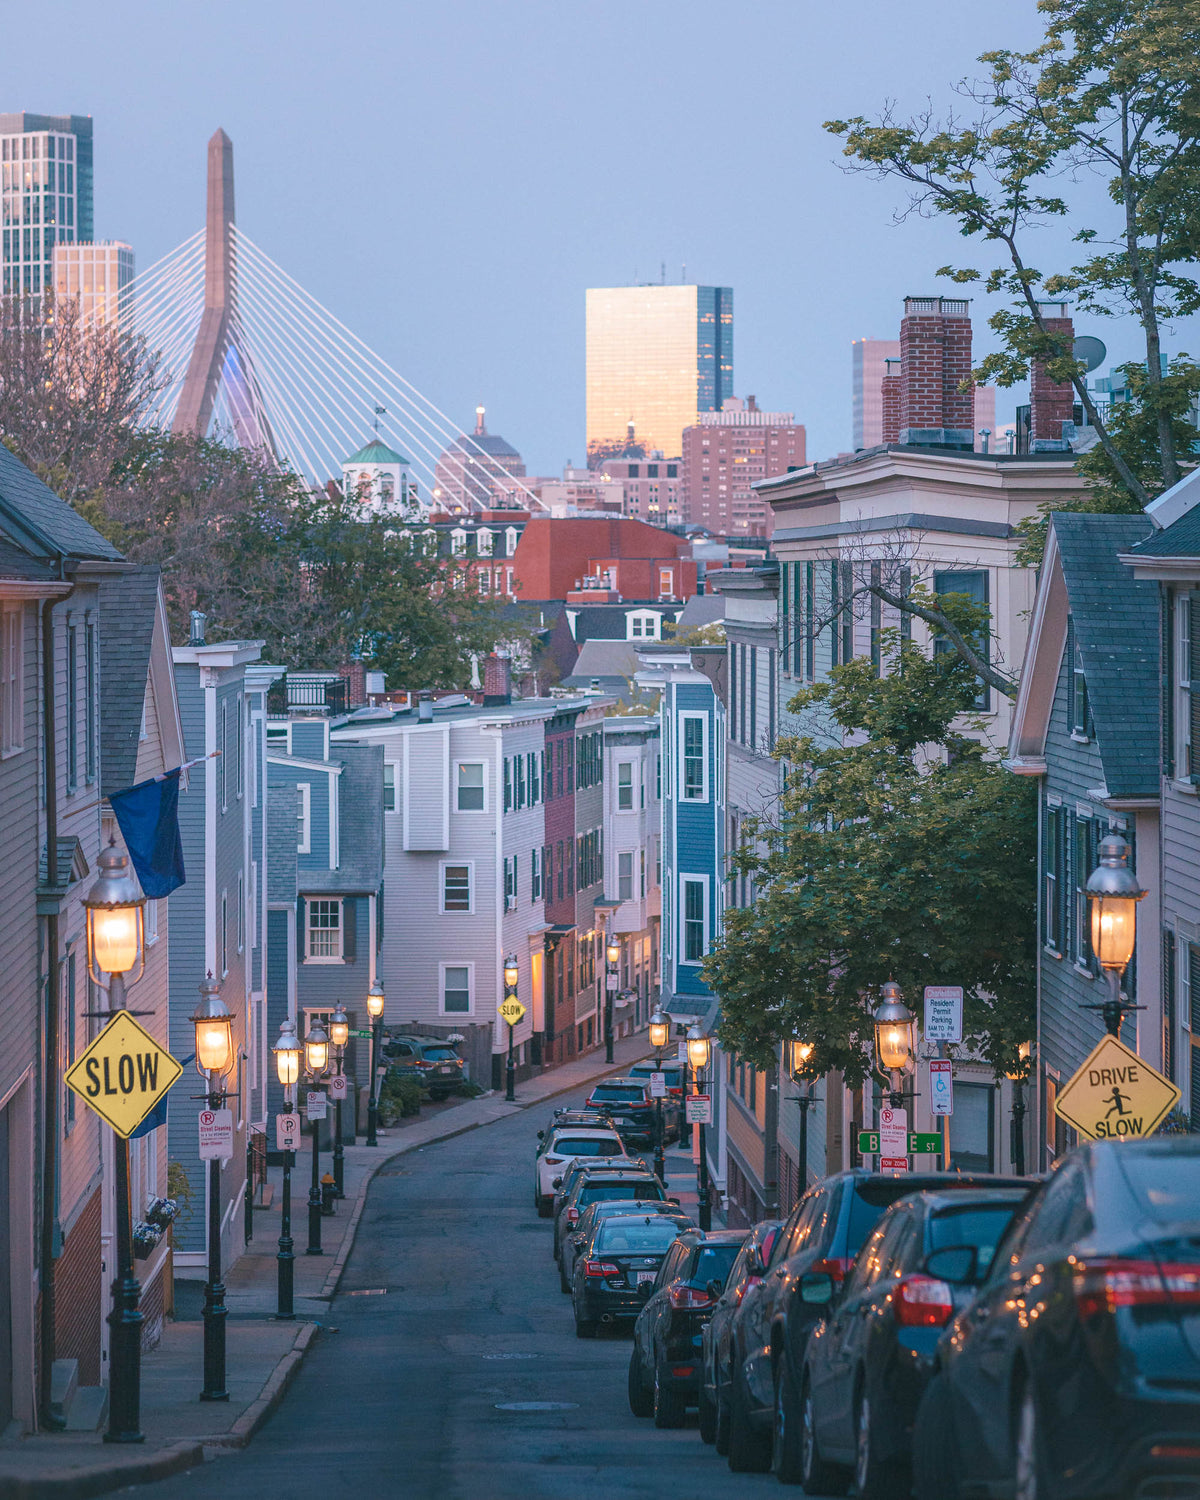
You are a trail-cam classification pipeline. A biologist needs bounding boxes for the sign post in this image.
[1055,1034,1179,1140]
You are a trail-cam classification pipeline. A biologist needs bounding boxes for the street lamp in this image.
[1005,1041,1032,1176]
[82,843,147,1445]
[329,1005,349,1198]
[686,1023,712,1231]
[189,976,234,1403]
[503,953,519,1102]
[873,981,915,1105]
[648,1007,670,1182]
[303,1020,329,1255]
[271,1020,302,1319]
[788,1037,816,1198]
[365,979,385,1148]
[604,935,619,1064]
[1086,831,1146,1036]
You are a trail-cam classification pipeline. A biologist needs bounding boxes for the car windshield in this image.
[581,1182,661,1205]
[553,1137,621,1157]
[1121,1155,1200,1224]
[930,1204,1024,1275]
[591,1086,645,1103]
[597,1219,684,1254]
[421,1046,459,1062]
[693,1245,742,1284]
[847,1181,931,1254]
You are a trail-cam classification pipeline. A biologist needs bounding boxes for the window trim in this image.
[618,850,634,902]
[680,873,709,965]
[679,712,709,803]
[296,782,311,854]
[440,960,474,1017]
[305,896,344,964]
[383,761,398,814]
[440,860,474,915]
[616,760,635,811]
[0,603,24,757]
[456,760,487,813]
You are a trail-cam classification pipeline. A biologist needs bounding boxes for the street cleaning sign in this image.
[65,1011,182,1138]
[498,997,526,1026]
[1055,1033,1179,1141]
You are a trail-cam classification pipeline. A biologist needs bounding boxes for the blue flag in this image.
[108,768,186,898]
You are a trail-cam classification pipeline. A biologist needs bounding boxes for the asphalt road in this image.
[135,1081,837,1500]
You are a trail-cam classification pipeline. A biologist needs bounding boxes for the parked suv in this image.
[585,1078,679,1148]
[533,1125,627,1215]
[382,1033,464,1100]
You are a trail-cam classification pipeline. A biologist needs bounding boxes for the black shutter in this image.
[342,898,357,962]
[1065,616,1075,735]
[296,898,306,961]
[1190,598,1200,781]
[1189,945,1200,1035]
[1163,932,1177,1083]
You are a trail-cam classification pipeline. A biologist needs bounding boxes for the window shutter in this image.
[1163,593,1175,778]
[1190,599,1200,782]
[342,899,357,962]
[1163,932,1177,1083]
[1064,616,1075,734]
[296,898,306,960]
[1189,945,1200,1034]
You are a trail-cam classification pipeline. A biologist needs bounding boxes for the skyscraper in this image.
[0,113,94,297]
[586,284,733,466]
[851,337,900,449]
[52,241,133,328]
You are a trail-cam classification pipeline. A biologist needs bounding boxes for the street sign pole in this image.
[940,1043,951,1169]
[103,972,142,1444]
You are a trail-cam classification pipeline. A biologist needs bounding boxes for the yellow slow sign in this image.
[64,1011,182,1138]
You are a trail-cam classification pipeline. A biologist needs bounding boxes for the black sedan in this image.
[561,1198,691,1292]
[571,1213,689,1337]
[628,1229,749,1428]
[913,1138,1200,1500]
[699,1220,781,1447]
[801,1186,1030,1499]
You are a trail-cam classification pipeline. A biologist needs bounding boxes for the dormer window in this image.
[505,527,519,556]
[380,474,395,504]
[628,611,660,641]
[477,528,494,556]
[451,528,468,556]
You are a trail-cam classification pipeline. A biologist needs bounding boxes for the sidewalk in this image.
[0,1032,656,1499]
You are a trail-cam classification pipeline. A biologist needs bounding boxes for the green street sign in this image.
[858,1131,944,1155]
[352,1029,374,1040]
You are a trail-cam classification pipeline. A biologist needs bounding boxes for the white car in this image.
[534,1126,625,1215]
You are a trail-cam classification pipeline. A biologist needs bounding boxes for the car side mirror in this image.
[706,1278,724,1301]
[552,1177,562,1189]
[798,1271,835,1306]
[745,1249,764,1277]
[923,1245,979,1285]
[667,1197,680,1206]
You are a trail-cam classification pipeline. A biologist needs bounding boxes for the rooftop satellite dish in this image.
[1074,335,1107,373]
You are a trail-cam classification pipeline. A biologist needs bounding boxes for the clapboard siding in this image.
[404,729,449,850]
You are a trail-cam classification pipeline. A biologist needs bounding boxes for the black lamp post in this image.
[503,953,519,1102]
[83,843,147,1444]
[271,1019,301,1320]
[365,980,384,1147]
[648,1008,670,1182]
[190,976,235,1403]
[604,935,619,1065]
[303,1020,329,1255]
[1086,832,1146,1037]
[686,1024,712,1231]
[787,1038,816,1193]
[1006,1041,1032,1176]
[328,1005,349,1198]
[873,981,916,1108]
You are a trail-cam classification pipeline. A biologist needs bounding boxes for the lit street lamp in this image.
[788,1038,816,1195]
[190,975,234,1403]
[686,1023,712,1231]
[272,1019,302,1319]
[604,935,619,1065]
[329,1005,349,1197]
[503,953,519,1102]
[648,1007,670,1182]
[83,843,147,1444]
[873,981,915,1106]
[365,980,385,1148]
[1005,1041,1032,1176]
[1086,831,1146,1037]
[303,1020,329,1255]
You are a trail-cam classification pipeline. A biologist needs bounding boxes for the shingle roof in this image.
[1052,512,1159,798]
[0,536,56,581]
[571,638,640,679]
[298,742,384,894]
[0,443,122,561]
[99,567,161,795]
[1129,498,1200,558]
[569,604,682,642]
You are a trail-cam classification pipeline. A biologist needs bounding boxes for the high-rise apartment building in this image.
[605,456,683,527]
[852,337,900,449]
[51,240,133,327]
[586,284,733,466]
[0,113,93,297]
[681,397,805,537]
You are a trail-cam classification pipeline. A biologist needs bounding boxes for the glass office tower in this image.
[0,113,94,297]
[586,284,733,465]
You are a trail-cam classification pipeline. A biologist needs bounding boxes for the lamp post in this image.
[873,981,916,1107]
[687,1023,712,1231]
[604,935,619,1065]
[648,1008,670,1182]
[329,1005,349,1198]
[503,953,519,1102]
[303,1020,329,1255]
[271,1020,302,1319]
[1005,1041,1032,1177]
[83,843,146,1445]
[365,980,385,1147]
[1086,831,1146,1037]
[788,1038,815,1193]
[190,976,234,1403]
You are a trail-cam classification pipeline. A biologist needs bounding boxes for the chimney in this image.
[339,659,366,709]
[880,358,903,444]
[1030,303,1076,450]
[898,296,974,448]
[482,651,512,707]
[189,609,207,646]
[417,692,434,723]
[747,395,758,412]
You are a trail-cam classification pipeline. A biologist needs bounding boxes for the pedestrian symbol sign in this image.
[65,1011,183,1138]
[1055,1033,1180,1142]
[498,997,526,1026]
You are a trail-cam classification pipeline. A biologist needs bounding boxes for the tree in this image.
[703,628,1037,1083]
[826,0,1200,513]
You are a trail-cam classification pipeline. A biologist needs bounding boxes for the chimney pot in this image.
[189,610,207,646]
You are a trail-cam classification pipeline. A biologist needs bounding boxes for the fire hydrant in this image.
[321,1172,337,1216]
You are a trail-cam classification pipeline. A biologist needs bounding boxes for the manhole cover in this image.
[495,1402,578,1412]
[481,1353,541,1361]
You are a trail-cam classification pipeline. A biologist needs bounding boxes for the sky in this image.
[5,0,1198,474]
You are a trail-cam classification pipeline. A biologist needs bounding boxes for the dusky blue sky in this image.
[5,0,1197,473]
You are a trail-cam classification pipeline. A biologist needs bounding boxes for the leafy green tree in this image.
[703,625,1037,1083]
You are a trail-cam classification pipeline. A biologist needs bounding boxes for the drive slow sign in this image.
[64,1011,183,1138]
[1055,1033,1180,1141]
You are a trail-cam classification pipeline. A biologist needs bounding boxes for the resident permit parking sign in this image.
[685,1094,712,1125]
[923,986,964,1044]
[64,1011,182,1138]
[1055,1033,1180,1141]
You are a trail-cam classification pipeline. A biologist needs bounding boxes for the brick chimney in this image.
[1030,302,1075,449]
[898,296,974,448]
[482,651,512,707]
[881,357,903,443]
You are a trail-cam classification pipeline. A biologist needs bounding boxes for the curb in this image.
[207,1321,320,1449]
[0,1438,206,1500]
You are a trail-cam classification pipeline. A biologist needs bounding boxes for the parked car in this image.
[912,1139,1200,1500]
[533,1125,626,1215]
[700,1220,782,1446]
[627,1059,686,1100]
[551,1160,655,1251]
[800,1186,1031,1498]
[538,1107,615,1140]
[629,1229,750,1428]
[382,1033,464,1100]
[721,1170,1029,1477]
[563,1200,693,1292]
[571,1212,690,1337]
[584,1078,680,1147]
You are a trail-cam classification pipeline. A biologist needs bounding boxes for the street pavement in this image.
[125,1071,839,1500]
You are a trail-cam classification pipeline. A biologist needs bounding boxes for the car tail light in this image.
[545,1156,562,1165]
[894,1275,955,1327]
[670,1365,696,1378]
[728,1275,762,1308]
[668,1283,713,1309]
[1073,1258,1200,1318]
[810,1257,854,1283]
[583,1260,620,1277]
[1152,1443,1200,1460]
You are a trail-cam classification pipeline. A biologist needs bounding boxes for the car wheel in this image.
[653,1361,686,1429]
[912,1373,960,1500]
[1014,1381,1045,1500]
[800,1379,849,1497]
[714,1378,731,1456]
[698,1381,717,1444]
[727,1371,771,1473]
[536,1195,552,1219]
[771,1358,805,1485]
[627,1346,653,1418]
[559,1259,572,1295]
[855,1390,906,1500]
[575,1315,597,1339]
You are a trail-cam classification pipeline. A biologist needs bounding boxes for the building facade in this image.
[602,718,662,1035]
[681,397,806,537]
[852,338,900,450]
[1,113,94,298]
[434,407,526,513]
[50,240,133,328]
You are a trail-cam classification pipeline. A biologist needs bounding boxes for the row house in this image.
[601,717,662,1036]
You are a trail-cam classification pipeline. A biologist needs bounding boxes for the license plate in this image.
[636,1271,656,1285]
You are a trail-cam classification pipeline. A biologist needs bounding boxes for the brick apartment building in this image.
[681,397,806,537]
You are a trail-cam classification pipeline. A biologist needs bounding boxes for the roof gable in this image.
[0,443,122,561]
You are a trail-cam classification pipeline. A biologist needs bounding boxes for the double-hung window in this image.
[516,753,526,808]
[681,714,707,801]
[617,762,634,811]
[531,847,542,901]
[682,878,707,963]
[529,750,541,804]
[307,898,342,959]
[934,569,990,710]
[457,762,484,811]
[442,964,471,1014]
[442,864,472,913]
[383,763,397,812]
[504,856,517,910]
[1042,801,1066,955]
[618,851,633,901]
[296,784,311,853]
[66,623,78,791]
[0,604,23,755]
